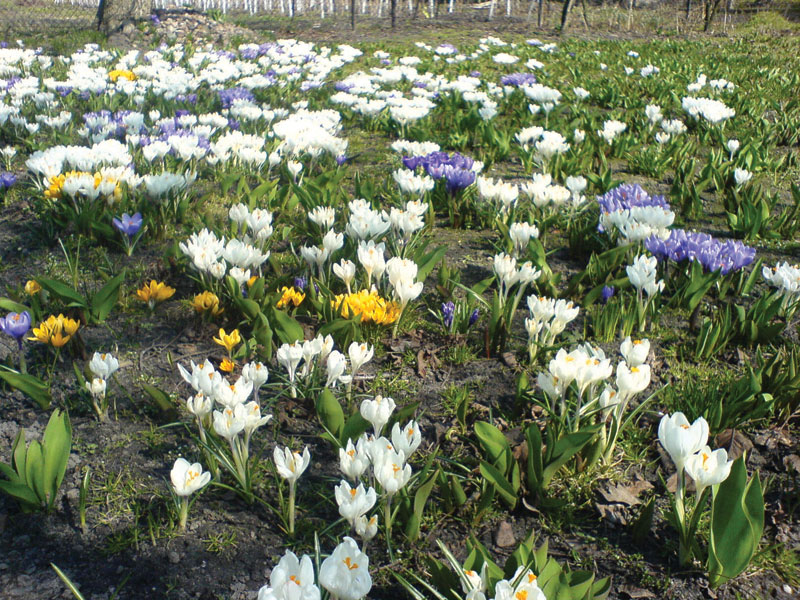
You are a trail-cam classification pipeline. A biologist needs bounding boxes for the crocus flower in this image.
[619,337,650,367]
[257,551,321,600]
[441,301,455,329]
[0,172,16,189]
[136,280,175,310]
[601,286,615,303]
[335,480,377,526]
[88,351,119,380]
[170,457,211,497]
[319,537,372,600]
[684,446,733,497]
[170,457,211,530]
[658,412,709,475]
[0,311,31,349]
[112,212,143,237]
[360,395,396,436]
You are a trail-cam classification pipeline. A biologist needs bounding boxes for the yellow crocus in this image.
[28,314,80,347]
[108,69,136,82]
[136,280,176,310]
[219,357,235,373]
[276,286,305,309]
[191,291,223,317]
[213,328,241,355]
[25,280,42,295]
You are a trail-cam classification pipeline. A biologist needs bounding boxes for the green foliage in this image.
[0,368,52,410]
[0,409,72,512]
[708,457,765,588]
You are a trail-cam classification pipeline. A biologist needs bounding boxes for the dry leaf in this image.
[595,502,628,525]
[784,454,800,475]
[501,352,518,368]
[715,429,753,462]
[619,585,656,599]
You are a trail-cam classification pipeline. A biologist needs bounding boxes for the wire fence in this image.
[0,0,100,34]
[0,0,788,40]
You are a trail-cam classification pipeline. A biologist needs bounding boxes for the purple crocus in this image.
[500,73,537,87]
[0,311,31,349]
[601,286,615,303]
[441,301,455,329]
[468,308,480,327]
[443,165,476,195]
[0,172,17,189]
[335,154,348,166]
[112,213,143,238]
[644,229,755,275]
[293,276,308,291]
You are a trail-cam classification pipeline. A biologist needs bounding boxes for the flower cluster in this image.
[402,151,480,194]
[597,184,675,245]
[645,230,756,275]
[28,313,80,348]
[331,289,401,325]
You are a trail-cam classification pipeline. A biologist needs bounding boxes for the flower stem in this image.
[179,497,189,531]
[384,495,394,562]
[288,481,296,536]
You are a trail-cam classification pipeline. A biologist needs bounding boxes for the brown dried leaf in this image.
[784,454,800,475]
[714,429,753,462]
[598,483,642,507]
[619,585,656,599]
[501,352,518,368]
[595,502,628,526]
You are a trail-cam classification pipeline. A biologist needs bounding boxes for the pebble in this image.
[168,550,181,564]
[495,520,516,547]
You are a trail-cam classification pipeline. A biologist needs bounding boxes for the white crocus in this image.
[318,537,372,600]
[391,420,422,457]
[333,259,357,294]
[360,395,396,436]
[335,480,377,526]
[257,551,321,600]
[620,337,650,367]
[658,412,709,475]
[339,437,370,482]
[684,446,733,497]
[88,352,119,380]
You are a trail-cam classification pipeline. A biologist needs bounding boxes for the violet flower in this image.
[601,286,615,303]
[112,213,143,238]
[441,301,455,329]
[0,172,17,189]
[469,308,480,327]
[0,311,31,350]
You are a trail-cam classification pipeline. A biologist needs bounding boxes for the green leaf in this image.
[0,298,31,314]
[707,457,765,588]
[474,421,512,474]
[315,389,344,441]
[141,384,178,419]
[90,271,125,323]
[238,298,262,321]
[0,370,52,410]
[42,409,72,507]
[479,460,517,508]
[542,427,600,487]
[36,277,88,308]
[415,245,447,282]
[25,440,46,504]
[0,479,41,508]
[271,308,304,344]
[340,413,371,445]
[51,563,87,600]
[406,468,439,540]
